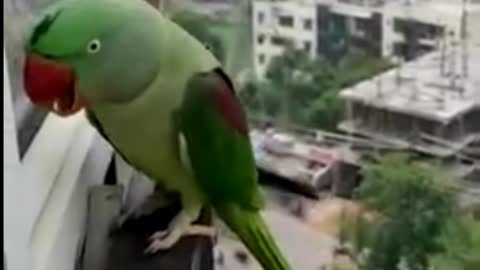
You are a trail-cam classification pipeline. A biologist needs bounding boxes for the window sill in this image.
[21,112,112,270]
[22,112,92,233]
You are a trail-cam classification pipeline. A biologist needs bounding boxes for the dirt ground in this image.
[212,188,373,270]
[213,209,337,270]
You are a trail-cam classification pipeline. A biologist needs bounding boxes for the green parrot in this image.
[23,0,292,269]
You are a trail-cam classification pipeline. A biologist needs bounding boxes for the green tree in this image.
[304,89,342,130]
[238,80,281,117]
[263,46,340,128]
[428,216,480,270]
[239,44,391,131]
[352,154,456,270]
[336,53,393,88]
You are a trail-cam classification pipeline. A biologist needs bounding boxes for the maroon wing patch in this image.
[211,79,249,137]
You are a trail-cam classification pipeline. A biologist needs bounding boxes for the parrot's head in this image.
[23,0,164,116]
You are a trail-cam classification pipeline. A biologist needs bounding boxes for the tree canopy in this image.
[240,46,391,131]
[428,216,480,270]
[338,154,480,270]
[353,154,455,270]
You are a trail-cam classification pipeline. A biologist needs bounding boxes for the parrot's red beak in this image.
[23,53,86,117]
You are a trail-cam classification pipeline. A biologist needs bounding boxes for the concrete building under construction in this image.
[338,40,480,158]
[337,31,480,195]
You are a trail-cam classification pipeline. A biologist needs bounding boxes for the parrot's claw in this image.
[184,225,216,237]
[148,230,170,241]
[144,225,216,254]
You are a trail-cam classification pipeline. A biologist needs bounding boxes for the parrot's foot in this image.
[143,206,213,254]
[144,224,215,253]
[149,224,216,240]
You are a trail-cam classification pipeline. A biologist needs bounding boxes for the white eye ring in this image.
[87,39,101,54]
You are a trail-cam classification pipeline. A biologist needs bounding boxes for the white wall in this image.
[3,0,117,267]
[3,45,115,270]
[4,47,31,270]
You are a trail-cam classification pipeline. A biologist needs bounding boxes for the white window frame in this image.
[3,47,118,270]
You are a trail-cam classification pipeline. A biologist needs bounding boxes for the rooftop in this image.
[254,0,480,21]
[251,129,341,190]
[339,43,480,123]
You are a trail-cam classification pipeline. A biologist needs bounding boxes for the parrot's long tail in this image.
[215,204,293,270]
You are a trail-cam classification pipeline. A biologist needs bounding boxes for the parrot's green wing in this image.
[178,69,292,270]
[177,68,263,209]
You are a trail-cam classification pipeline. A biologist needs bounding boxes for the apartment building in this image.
[252,0,480,78]
[253,0,319,78]
[381,0,480,61]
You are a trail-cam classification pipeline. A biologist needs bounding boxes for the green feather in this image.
[179,71,262,209]
[179,71,292,270]
[217,203,293,270]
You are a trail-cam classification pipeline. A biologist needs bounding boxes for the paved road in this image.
[212,187,338,270]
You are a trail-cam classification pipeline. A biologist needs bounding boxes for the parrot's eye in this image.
[87,39,101,54]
